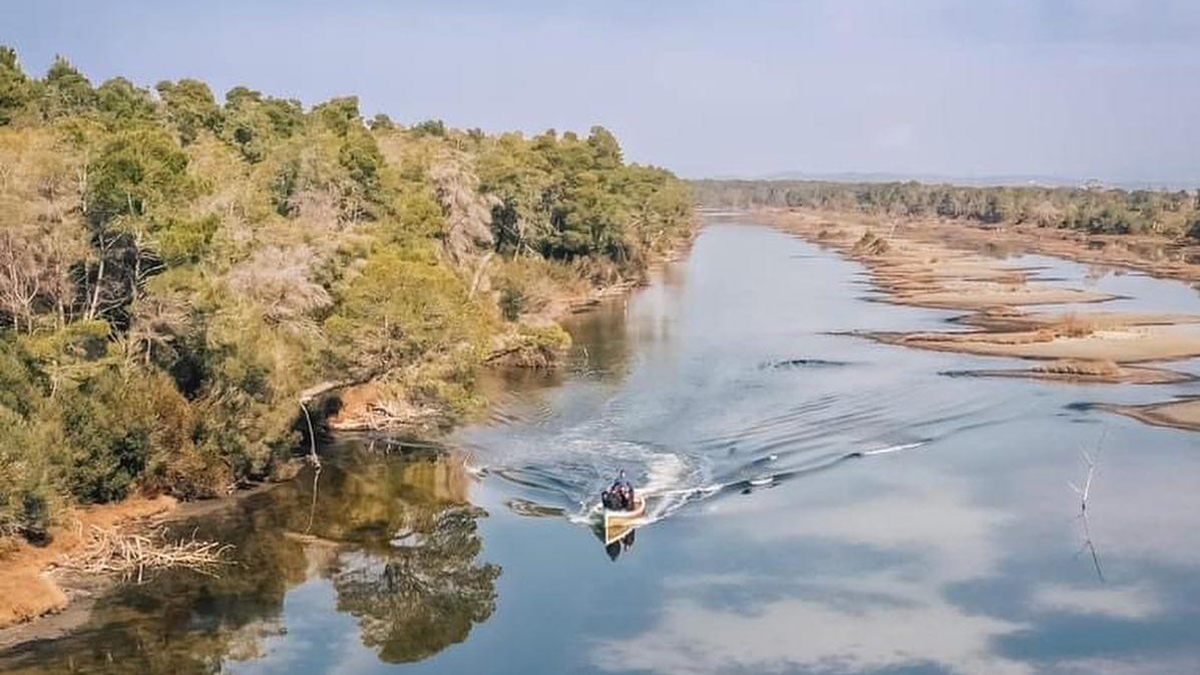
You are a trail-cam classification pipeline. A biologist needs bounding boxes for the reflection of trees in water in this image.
[306,448,500,663]
[562,300,633,380]
[0,446,500,674]
[332,505,499,663]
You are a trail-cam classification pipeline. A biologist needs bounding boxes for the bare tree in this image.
[0,227,41,332]
[429,151,498,266]
[224,244,333,339]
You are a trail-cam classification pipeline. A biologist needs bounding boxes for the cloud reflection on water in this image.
[593,464,1034,675]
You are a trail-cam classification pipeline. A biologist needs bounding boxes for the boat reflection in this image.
[605,528,637,561]
[596,523,638,561]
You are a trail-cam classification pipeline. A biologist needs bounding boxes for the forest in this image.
[0,47,694,542]
[692,179,1200,238]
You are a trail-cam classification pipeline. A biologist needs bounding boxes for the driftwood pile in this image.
[58,524,233,584]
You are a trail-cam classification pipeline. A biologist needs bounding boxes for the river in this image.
[4,220,1200,674]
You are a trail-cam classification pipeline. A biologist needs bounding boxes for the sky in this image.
[5,0,1200,185]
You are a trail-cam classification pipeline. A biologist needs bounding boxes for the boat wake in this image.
[474,434,929,531]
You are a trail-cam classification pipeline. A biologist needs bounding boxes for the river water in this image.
[4,221,1200,674]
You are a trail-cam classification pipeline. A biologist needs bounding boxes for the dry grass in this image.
[852,231,890,256]
[1050,313,1110,338]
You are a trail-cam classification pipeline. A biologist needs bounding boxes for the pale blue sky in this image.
[5,0,1199,184]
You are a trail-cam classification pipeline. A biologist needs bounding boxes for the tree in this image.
[312,96,362,136]
[222,86,304,162]
[87,126,192,222]
[368,113,394,131]
[0,54,697,544]
[0,127,90,332]
[325,242,486,378]
[0,46,33,124]
[96,77,157,126]
[156,79,220,144]
[587,125,623,170]
[411,119,446,138]
[41,55,96,119]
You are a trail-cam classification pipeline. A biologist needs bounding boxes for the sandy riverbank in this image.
[1102,397,1200,433]
[760,209,1200,387]
[0,474,291,648]
[0,497,176,636]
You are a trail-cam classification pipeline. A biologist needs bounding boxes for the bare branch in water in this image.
[1070,428,1108,582]
[57,524,233,583]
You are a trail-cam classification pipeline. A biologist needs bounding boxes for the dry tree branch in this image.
[58,524,233,584]
[1067,428,1106,513]
[1069,428,1107,581]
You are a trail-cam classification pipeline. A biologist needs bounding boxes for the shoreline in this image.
[0,230,699,649]
[1101,397,1200,433]
[747,207,1200,398]
[0,497,176,639]
[326,230,698,432]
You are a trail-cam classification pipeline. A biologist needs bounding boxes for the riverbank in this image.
[758,208,1200,387]
[326,233,697,432]
[1102,397,1200,433]
[0,232,698,646]
[0,497,175,635]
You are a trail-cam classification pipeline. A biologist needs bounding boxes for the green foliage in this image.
[22,319,116,375]
[58,370,155,502]
[0,405,57,541]
[411,119,447,138]
[476,128,693,266]
[156,213,221,263]
[338,127,385,204]
[368,113,395,131]
[586,125,623,169]
[499,286,524,321]
[40,55,96,120]
[492,323,572,368]
[156,79,221,144]
[87,126,192,222]
[313,96,363,136]
[0,337,44,417]
[96,77,158,126]
[222,86,304,162]
[0,46,33,124]
[0,338,55,539]
[325,241,487,377]
[491,256,589,321]
[0,47,694,539]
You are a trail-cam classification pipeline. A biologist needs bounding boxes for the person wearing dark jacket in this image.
[603,469,634,510]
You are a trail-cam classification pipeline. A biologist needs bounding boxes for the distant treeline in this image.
[691,179,1200,239]
[0,47,693,540]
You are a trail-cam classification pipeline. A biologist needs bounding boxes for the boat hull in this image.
[602,496,646,545]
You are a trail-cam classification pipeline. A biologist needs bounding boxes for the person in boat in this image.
[603,470,635,511]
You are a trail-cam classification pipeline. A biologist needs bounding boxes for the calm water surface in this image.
[4,222,1200,675]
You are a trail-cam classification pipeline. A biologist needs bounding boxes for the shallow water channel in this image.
[4,221,1200,674]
